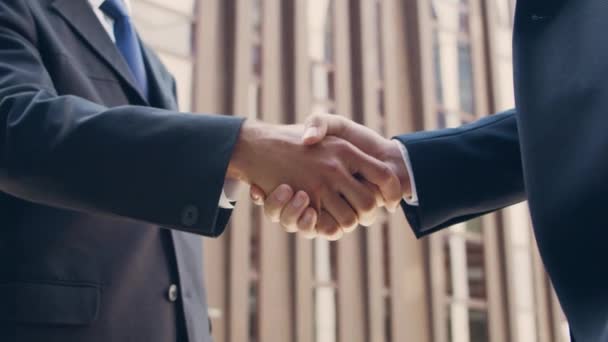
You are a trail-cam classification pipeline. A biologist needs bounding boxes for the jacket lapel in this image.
[50,0,149,105]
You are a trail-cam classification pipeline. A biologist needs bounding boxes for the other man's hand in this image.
[228,119,402,240]
[250,114,411,239]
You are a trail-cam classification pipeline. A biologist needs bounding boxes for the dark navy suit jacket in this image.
[0,1,243,341]
[397,1,608,340]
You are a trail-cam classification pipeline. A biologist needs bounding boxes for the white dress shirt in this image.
[88,0,239,209]
[394,140,419,206]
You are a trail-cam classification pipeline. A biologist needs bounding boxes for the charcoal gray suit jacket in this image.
[0,1,243,341]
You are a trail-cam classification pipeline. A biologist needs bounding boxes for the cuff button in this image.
[181,205,199,227]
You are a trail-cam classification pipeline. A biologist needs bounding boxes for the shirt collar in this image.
[89,0,132,16]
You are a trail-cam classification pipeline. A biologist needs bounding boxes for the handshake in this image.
[227,113,412,240]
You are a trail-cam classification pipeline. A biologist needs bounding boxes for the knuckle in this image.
[306,114,318,124]
[359,206,378,227]
[264,206,280,221]
[300,229,317,239]
[283,223,299,233]
[343,223,359,233]
[334,139,352,155]
[323,159,343,177]
[341,214,359,230]
[320,224,340,239]
[376,164,393,183]
[360,195,377,213]
[299,222,318,238]
[280,211,298,226]
[327,230,344,241]
[308,182,324,199]
[307,113,324,127]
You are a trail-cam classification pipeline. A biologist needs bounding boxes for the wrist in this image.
[227,121,303,185]
[227,120,260,183]
[381,140,411,199]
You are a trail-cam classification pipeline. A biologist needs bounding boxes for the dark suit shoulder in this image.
[0,0,35,26]
[0,0,54,17]
[0,0,49,45]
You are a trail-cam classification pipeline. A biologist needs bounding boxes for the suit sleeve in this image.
[0,0,242,237]
[394,110,526,238]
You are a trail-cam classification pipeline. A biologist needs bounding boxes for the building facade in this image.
[132,0,570,341]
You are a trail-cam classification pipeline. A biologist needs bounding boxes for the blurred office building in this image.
[132,0,570,341]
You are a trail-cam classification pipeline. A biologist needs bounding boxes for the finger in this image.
[263,184,294,223]
[280,191,312,233]
[302,114,328,145]
[297,207,318,238]
[302,114,346,145]
[350,151,402,211]
[316,210,344,241]
[359,178,385,207]
[321,192,359,234]
[337,175,379,227]
[250,184,267,206]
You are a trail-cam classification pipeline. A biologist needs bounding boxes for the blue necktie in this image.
[100,0,149,99]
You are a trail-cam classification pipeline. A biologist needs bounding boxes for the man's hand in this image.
[249,114,411,238]
[228,119,403,240]
[302,114,411,197]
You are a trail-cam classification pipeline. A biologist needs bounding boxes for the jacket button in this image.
[168,284,179,302]
[181,205,199,227]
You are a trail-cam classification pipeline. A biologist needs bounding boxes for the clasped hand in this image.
[227,114,410,240]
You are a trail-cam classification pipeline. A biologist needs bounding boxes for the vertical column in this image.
[481,213,509,342]
[194,1,234,341]
[333,0,367,342]
[307,1,339,342]
[351,1,386,340]
[549,287,571,342]
[412,0,449,339]
[290,0,314,341]
[384,0,432,341]
[257,1,294,342]
[194,0,233,113]
[469,0,509,341]
[448,226,471,342]
[531,239,555,342]
[226,0,254,341]
[481,1,555,342]
[314,239,337,342]
[503,204,539,342]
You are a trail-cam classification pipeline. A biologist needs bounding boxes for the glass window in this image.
[466,218,482,235]
[252,0,262,32]
[458,42,475,114]
[433,30,445,106]
[469,309,489,342]
[308,0,334,64]
[132,0,195,57]
[432,0,476,125]
[466,241,486,300]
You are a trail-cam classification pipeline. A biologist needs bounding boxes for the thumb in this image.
[302,114,345,145]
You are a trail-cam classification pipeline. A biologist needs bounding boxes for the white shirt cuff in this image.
[393,140,419,206]
[218,178,243,209]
